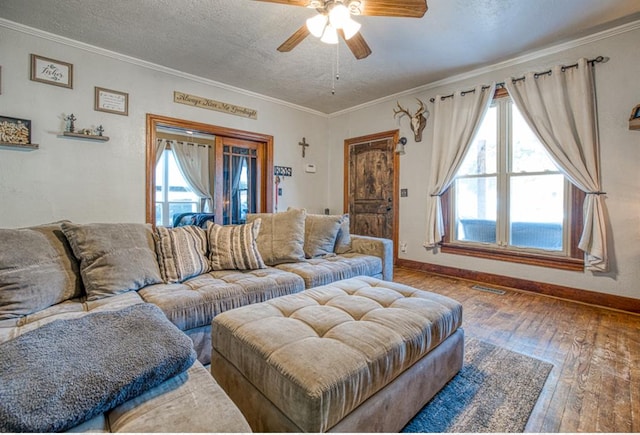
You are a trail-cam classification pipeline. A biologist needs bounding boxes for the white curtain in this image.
[424,83,496,247]
[505,58,607,271]
[155,138,165,166]
[171,140,213,212]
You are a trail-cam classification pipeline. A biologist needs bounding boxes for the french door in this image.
[146,114,274,227]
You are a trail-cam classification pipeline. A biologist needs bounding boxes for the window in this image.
[442,93,584,270]
[222,145,258,225]
[155,148,201,227]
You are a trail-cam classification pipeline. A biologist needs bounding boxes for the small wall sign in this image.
[30,54,73,88]
[173,91,257,120]
[95,87,129,116]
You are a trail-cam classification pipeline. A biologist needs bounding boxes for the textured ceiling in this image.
[2,0,640,114]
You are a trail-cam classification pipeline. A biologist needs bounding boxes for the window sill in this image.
[440,242,584,271]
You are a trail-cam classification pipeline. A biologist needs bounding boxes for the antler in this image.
[414,98,426,117]
[393,102,411,119]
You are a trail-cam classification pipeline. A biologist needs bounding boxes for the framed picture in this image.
[0,116,32,144]
[630,104,640,120]
[94,87,129,116]
[30,54,73,88]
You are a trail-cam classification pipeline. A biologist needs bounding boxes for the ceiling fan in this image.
[255,0,428,60]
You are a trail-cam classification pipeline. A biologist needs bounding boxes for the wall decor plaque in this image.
[173,91,257,120]
[30,54,73,88]
[95,87,129,116]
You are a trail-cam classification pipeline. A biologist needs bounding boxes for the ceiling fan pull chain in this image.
[336,41,340,82]
[331,51,335,95]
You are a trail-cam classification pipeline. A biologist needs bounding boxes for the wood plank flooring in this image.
[394,266,640,432]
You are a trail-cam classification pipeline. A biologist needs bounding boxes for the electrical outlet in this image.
[400,241,407,253]
[400,189,408,197]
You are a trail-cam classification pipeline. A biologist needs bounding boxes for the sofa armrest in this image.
[348,235,393,281]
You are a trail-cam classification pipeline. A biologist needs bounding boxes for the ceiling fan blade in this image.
[358,0,428,18]
[339,30,372,60]
[277,25,311,52]
[253,0,310,7]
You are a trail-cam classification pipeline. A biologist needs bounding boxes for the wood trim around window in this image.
[439,186,585,271]
[145,114,273,226]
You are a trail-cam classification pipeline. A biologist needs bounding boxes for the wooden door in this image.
[214,137,265,225]
[344,130,399,262]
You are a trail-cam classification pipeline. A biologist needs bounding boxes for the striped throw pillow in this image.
[154,225,210,283]
[207,220,266,271]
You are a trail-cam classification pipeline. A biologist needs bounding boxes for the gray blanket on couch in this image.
[0,303,196,433]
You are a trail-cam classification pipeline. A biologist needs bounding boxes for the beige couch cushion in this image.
[138,268,304,331]
[0,222,83,320]
[211,276,463,433]
[207,220,266,271]
[334,214,352,254]
[275,253,382,288]
[304,214,343,258]
[62,223,162,301]
[246,208,305,266]
[155,225,210,283]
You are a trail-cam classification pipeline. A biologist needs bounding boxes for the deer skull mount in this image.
[393,99,429,142]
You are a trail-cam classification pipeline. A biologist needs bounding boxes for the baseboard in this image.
[396,259,640,315]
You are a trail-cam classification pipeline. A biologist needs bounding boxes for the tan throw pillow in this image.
[61,222,163,301]
[334,214,352,254]
[207,220,266,271]
[0,221,84,320]
[304,213,343,258]
[155,225,209,283]
[246,208,306,266]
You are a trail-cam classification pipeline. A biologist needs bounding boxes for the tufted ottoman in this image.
[210,276,464,432]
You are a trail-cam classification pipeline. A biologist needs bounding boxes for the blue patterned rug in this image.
[403,337,553,433]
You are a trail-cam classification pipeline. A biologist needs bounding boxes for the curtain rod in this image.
[429,55,606,103]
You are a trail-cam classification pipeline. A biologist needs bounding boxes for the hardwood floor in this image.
[393,266,640,432]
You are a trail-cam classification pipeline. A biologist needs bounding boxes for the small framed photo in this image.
[94,87,129,116]
[630,104,640,120]
[0,116,32,144]
[30,54,73,88]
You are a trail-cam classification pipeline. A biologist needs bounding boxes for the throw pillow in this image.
[334,214,352,254]
[304,213,343,258]
[0,221,84,320]
[207,220,266,271]
[246,208,306,266]
[61,222,163,301]
[155,225,210,283]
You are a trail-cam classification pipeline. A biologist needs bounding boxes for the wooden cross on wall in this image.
[299,137,309,158]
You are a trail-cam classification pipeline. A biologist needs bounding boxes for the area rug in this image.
[402,337,553,433]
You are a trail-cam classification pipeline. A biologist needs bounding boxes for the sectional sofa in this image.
[0,207,392,432]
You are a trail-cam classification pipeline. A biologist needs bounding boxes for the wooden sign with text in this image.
[173,91,257,120]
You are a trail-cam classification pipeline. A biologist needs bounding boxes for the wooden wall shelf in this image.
[0,142,39,150]
[62,132,110,141]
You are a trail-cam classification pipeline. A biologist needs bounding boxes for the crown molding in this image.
[2,16,639,119]
[329,18,640,118]
[0,18,327,118]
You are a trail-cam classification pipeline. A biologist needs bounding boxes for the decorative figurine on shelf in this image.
[64,113,76,133]
[96,125,104,136]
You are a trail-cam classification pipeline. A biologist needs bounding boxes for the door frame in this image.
[343,129,400,264]
[145,114,274,225]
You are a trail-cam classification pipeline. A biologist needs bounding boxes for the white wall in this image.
[328,23,640,300]
[2,20,639,301]
[0,23,331,227]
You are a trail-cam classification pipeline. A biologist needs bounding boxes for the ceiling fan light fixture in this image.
[328,3,351,29]
[320,25,339,44]
[346,0,362,15]
[306,13,328,37]
[341,16,361,39]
